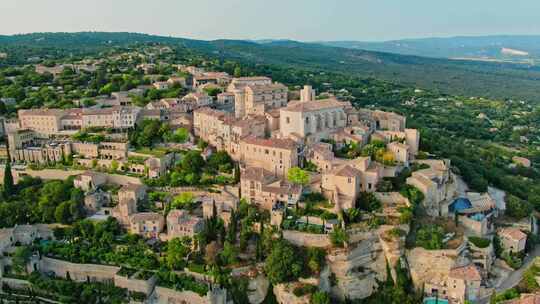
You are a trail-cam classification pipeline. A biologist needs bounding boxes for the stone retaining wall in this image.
[114,273,157,295]
[4,168,142,186]
[282,230,331,248]
[38,256,119,282]
[151,286,227,304]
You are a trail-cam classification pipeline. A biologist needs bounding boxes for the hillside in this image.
[320,35,540,61]
[2,32,540,101]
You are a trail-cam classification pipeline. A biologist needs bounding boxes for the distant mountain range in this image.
[2,32,540,101]
[317,35,540,63]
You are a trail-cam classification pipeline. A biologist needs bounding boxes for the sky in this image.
[1,0,539,41]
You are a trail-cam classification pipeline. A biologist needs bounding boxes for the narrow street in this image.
[496,245,540,292]
[477,245,540,303]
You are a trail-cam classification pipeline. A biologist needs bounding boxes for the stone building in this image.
[498,227,527,253]
[447,264,482,303]
[193,107,266,159]
[279,98,348,143]
[406,159,456,216]
[129,212,165,238]
[239,136,299,177]
[113,183,147,226]
[166,210,204,239]
[240,166,301,210]
[232,82,288,118]
[73,171,107,192]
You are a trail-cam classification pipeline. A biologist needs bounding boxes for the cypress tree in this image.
[3,162,14,196]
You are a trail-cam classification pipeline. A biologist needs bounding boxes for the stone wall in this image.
[38,256,119,282]
[114,272,157,295]
[282,230,331,248]
[2,168,142,186]
[13,168,83,183]
[151,286,227,304]
[0,277,32,290]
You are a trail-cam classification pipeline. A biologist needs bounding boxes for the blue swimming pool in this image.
[423,297,449,304]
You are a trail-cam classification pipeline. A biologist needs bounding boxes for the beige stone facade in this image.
[407,159,456,216]
[193,107,266,159]
[232,82,288,118]
[239,136,298,177]
[499,227,527,253]
[166,209,204,239]
[279,98,348,142]
[240,166,301,210]
[129,212,165,238]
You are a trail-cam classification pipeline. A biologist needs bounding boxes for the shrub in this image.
[415,225,444,250]
[468,236,491,248]
[292,284,317,297]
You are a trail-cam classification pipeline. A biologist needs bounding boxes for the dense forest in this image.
[3,32,540,100]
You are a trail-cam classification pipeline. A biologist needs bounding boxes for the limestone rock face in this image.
[407,247,457,288]
[378,225,408,270]
[273,283,310,304]
[327,229,386,300]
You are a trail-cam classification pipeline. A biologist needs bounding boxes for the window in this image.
[286,117,290,124]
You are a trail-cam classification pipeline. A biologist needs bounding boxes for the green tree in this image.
[171,192,195,211]
[220,241,238,265]
[264,239,302,284]
[287,167,310,186]
[3,162,14,196]
[505,195,532,219]
[171,128,189,143]
[12,246,32,274]
[207,151,233,173]
[166,237,191,269]
[311,291,330,304]
[329,227,348,248]
[234,66,242,78]
[55,201,72,224]
[181,150,205,174]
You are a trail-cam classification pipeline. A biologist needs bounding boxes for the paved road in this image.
[476,245,540,304]
[496,245,540,292]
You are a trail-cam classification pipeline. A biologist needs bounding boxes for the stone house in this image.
[166,210,205,239]
[447,264,482,303]
[240,166,301,210]
[73,171,107,192]
[406,159,456,216]
[239,136,299,178]
[498,227,527,253]
[129,212,165,238]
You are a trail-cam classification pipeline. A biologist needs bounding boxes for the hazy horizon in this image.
[1,0,540,42]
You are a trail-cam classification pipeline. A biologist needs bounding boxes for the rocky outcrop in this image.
[406,247,458,289]
[273,283,310,304]
[327,229,385,300]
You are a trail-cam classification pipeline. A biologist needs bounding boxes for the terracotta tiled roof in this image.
[448,264,482,281]
[130,212,163,223]
[241,136,297,150]
[281,98,345,112]
[331,165,362,177]
[499,227,527,241]
[242,166,274,182]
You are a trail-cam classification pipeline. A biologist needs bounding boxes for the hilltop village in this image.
[0,45,537,304]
